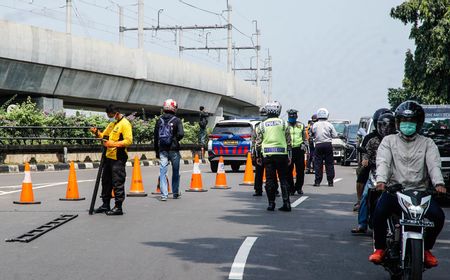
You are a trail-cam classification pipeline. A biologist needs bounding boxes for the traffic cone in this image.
[14,162,41,204]
[239,153,255,186]
[151,175,172,195]
[60,161,85,201]
[263,168,266,183]
[211,156,231,189]
[186,154,207,192]
[127,156,148,197]
[293,165,297,178]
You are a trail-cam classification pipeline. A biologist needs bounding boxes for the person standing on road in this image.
[306,114,318,174]
[154,99,184,201]
[369,101,446,267]
[311,108,337,187]
[286,109,307,195]
[90,104,133,215]
[199,106,209,155]
[252,107,268,196]
[255,101,292,212]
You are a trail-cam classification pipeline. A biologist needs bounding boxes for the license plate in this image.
[223,140,238,145]
[400,219,434,227]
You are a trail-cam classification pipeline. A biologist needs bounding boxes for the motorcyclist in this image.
[255,101,292,211]
[369,101,446,268]
[351,112,396,234]
[286,109,307,195]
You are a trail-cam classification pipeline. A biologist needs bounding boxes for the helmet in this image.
[376,112,396,138]
[395,100,424,135]
[287,109,298,118]
[317,108,329,120]
[163,99,177,113]
[259,106,267,117]
[264,101,282,117]
[372,108,392,124]
[311,114,318,122]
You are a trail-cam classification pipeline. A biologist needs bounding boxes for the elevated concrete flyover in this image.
[0,20,266,119]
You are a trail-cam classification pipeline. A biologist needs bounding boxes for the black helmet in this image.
[395,100,425,135]
[372,108,392,124]
[377,112,396,138]
[311,114,318,122]
[287,109,298,118]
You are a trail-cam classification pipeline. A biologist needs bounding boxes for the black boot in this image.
[106,202,123,216]
[94,201,110,214]
[267,201,276,211]
[279,200,291,212]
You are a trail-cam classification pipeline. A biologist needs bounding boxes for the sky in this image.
[0,0,414,123]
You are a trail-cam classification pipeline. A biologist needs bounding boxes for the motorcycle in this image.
[380,184,434,280]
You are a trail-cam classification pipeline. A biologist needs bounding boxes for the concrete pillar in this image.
[34,97,64,113]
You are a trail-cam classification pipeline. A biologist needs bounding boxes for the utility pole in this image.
[138,0,144,49]
[66,0,72,34]
[253,20,260,87]
[226,1,232,73]
[267,49,272,101]
[118,5,124,46]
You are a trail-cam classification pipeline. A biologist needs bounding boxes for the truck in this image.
[422,105,450,190]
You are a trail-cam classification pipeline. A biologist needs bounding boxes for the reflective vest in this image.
[289,123,304,148]
[261,117,287,156]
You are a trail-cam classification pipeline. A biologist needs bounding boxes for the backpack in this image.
[158,116,176,148]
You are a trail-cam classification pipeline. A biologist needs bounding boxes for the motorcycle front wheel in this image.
[403,239,423,280]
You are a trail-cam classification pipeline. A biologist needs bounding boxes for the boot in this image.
[105,202,123,216]
[267,201,276,211]
[94,200,110,214]
[279,200,291,212]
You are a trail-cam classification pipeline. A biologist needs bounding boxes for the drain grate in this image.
[6,214,78,243]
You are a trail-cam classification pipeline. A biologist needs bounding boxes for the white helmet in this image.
[264,101,282,116]
[163,99,177,113]
[317,108,329,119]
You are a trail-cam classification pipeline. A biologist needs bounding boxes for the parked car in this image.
[329,119,351,163]
[207,119,259,172]
[341,124,359,166]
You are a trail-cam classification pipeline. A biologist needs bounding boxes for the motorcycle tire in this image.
[403,239,423,280]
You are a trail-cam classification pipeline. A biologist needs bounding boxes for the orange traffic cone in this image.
[263,168,266,183]
[60,161,85,201]
[293,165,297,178]
[211,156,230,189]
[127,156,148,197]
[239,153,255,186]
[186,154,207,192]
[14,163,41,204]
[151,175,172,195]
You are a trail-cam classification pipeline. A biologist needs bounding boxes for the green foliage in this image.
[388,0,450,108]
[181,120,200,144]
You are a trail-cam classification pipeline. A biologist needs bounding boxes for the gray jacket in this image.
[376,133,444,191]
[311,120,338,144]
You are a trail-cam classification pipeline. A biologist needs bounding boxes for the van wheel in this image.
[231,163,240,172]
[210,161,218,173]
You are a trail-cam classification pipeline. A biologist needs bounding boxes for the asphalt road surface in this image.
[0,164,449,280]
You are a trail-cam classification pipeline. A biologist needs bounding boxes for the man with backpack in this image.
[154,99,184,201]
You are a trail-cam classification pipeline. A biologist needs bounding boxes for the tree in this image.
[388,0,450,109]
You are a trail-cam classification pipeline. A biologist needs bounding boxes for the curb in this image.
[0,159,209,174]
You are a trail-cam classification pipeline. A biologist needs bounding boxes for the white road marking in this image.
[229,237,258,280]
[334,178,343,183]
[0,180,94,196]
[291,196,309,208]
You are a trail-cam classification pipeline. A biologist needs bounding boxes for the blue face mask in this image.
[399,122,417,136]
[288,117,297,123]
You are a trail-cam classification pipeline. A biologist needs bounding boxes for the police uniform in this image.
[287,122,306,194]
[255,117,292,210]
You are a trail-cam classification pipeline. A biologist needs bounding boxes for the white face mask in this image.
[109,117,116,122]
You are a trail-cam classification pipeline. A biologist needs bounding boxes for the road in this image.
[0,164,449,280]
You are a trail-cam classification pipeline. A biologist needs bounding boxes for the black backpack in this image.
[158,116,176,148]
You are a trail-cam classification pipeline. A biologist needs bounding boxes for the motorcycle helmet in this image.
[376,112,396,138]
[395,100,424,137]
[372,108,392,124]
[311,114,318,123]
[264,101,282,117]
[163,99,177,113]
[317,108,329,120]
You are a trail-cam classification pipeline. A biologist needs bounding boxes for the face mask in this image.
[108,114,117,122]
[399,122,417,136]
[288,117,297,123]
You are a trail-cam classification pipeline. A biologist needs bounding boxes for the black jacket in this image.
[154,113,184,153]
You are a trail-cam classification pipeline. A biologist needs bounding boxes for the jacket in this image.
[311,120,338,144]
[99,117,133,161]
[154,113,184,153]
[376,133,444,191]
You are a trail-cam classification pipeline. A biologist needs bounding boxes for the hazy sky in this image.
[0,0,414,122]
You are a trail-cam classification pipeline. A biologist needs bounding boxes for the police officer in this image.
[306,114,318,174]
[90,104,133,215]
[311,108,337,187]
[255,101,292,211]
[286,109,307,195]
[252,107,268,196]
